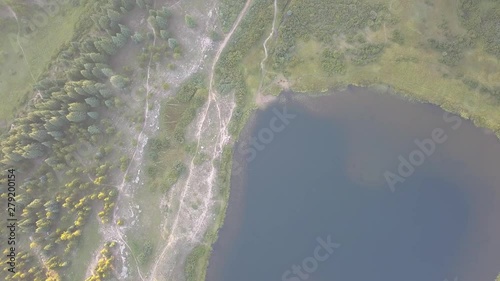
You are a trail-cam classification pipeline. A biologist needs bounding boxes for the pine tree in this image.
[66,112,87,123]
[29,129,50,142]
[48,116,68,128]
[107,9,122,23]
[110,75,129,89]
[112,33,127,48]
[119,24,133,37]
[104,99,114,108]
[85,97,100,108]
[80,69,94,80]
[132,32,144,44]
[96,38,117,55]
[99,88,113,98]
[68,103,89,112]
[35,99,61,111]
[22,143,45,159]
[67,68,84,81]
[99,15,111,30]
[2,146,23,162]
[41,141,52,148]
[89,53,108,63]
[101,68,114,77]
[75,87,89,96]
[87,112,99,119]
[82,39,98,53]
[82,81,99,95]
[84,63,94,70]
[48,131,64,140]
[45,122,60,132]
[92,67,108,80]
[88,125,101,135]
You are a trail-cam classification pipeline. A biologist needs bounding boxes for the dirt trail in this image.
[105,17,159,281]
[189,0,254,240]
[85,14,159,281]
[147,0,252,280]
[255,0,278,107]
[258,0,278,92]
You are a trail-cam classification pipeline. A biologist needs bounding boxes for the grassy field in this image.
[0,2,86,126]
[144,77,208,192]
[281,40,500,131]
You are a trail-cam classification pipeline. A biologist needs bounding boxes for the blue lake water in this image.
[206,87,500,281]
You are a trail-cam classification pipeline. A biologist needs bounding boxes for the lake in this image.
[206,86,500,281]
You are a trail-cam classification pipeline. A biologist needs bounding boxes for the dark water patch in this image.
[207,87,500,281]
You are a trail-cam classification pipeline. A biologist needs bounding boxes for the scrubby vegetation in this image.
[349,43,386,65]
[215,0,274,134]
[426,20,474,67]
[321,49,346,75]
[459,0,500,59]
[184,244,210,281]
[181,0,275,278]
[185,14,197,28]
[85,242,115,281]
[132,239,153,266]
[271,0,391,70]
[144,75,207,192]
[218,0,247,33]
[262,0,500,135]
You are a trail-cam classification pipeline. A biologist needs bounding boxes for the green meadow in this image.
[0,1,87,126]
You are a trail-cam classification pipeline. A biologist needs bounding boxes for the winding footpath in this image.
[85,13,159,281]
[147,0,253,280]
[258,0,278,93]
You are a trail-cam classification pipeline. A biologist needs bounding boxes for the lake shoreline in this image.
[203,85,500,281]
